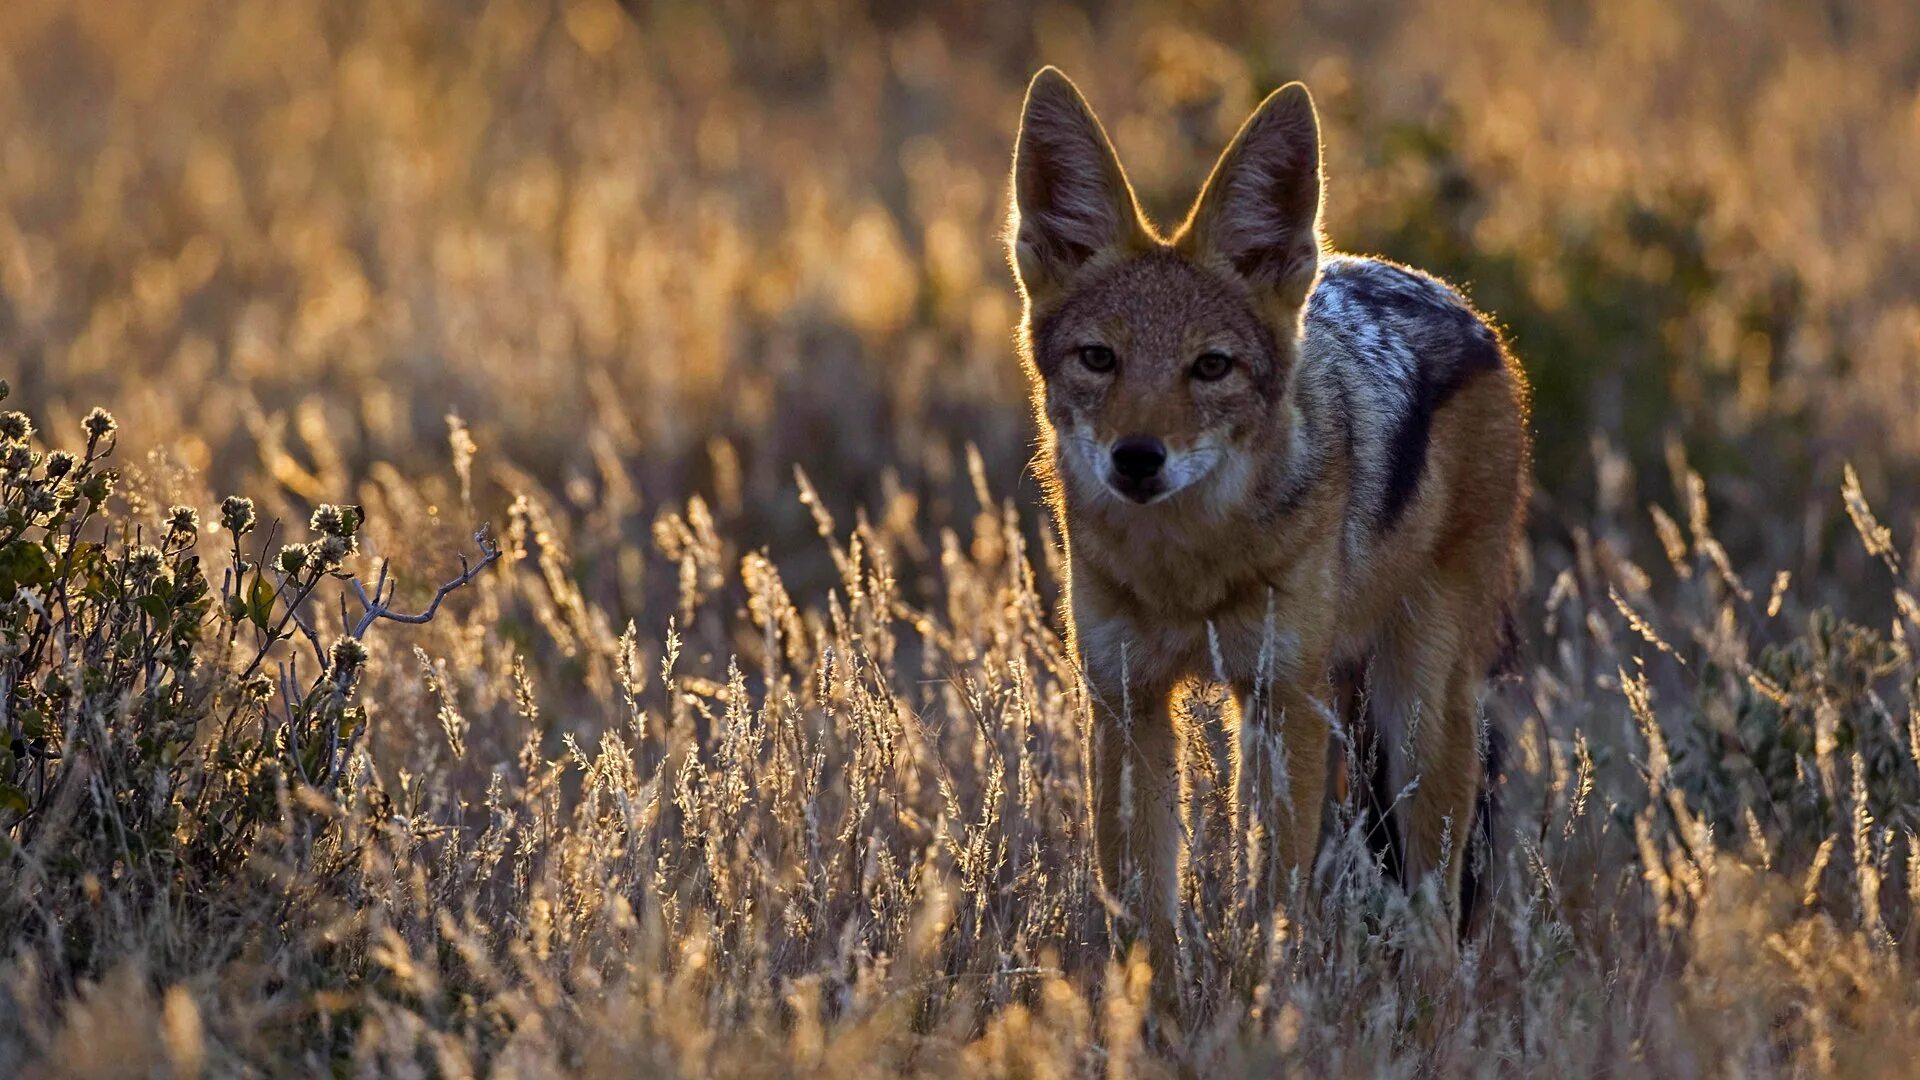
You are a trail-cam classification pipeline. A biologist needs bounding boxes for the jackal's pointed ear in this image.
[1009,68,1145,302]
[1182,82,1324,310]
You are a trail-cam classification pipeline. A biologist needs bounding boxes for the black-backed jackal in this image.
[1005,68,1530,997]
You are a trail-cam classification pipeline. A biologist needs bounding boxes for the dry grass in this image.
[3,0,1920,1075]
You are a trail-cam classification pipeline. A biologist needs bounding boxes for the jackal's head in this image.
[1008,67,1322,510]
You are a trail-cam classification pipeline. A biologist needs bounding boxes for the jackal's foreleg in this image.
[1231,668,1331,936]
[1086,664,1183,991]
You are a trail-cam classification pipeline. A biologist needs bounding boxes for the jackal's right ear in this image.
[1181,82,1324,312]
[1009,68,1145,303]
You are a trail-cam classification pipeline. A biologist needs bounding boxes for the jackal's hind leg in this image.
[1370,612,1482,931]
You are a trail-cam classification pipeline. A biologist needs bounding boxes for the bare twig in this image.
[350,526,500,638]
[284,588,326,668]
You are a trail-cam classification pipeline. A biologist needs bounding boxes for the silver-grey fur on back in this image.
[1300,254,1506,549]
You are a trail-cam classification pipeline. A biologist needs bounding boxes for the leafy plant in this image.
[1,383,495,981]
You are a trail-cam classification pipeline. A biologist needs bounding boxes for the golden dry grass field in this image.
[4,0,1920,1075]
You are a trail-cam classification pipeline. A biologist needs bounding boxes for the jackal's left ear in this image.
[1009,68,1146,303]
[1182,82,1324,310]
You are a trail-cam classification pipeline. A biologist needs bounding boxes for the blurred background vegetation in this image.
[6,0,1917,602]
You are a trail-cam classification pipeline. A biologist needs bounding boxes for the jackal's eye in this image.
[1191,351,1234,381]
[1077,344,1117,374]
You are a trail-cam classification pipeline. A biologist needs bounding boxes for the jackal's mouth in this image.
[1105,473,1166,504]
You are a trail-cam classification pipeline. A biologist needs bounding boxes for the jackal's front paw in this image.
[1396,876,1463,989]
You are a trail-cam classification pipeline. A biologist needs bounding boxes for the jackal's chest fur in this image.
[1062,480,1344,685]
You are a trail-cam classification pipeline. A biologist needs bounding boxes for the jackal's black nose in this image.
[1110,436,1166,481]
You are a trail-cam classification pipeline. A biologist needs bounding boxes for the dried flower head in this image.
[220,495,256,535]
[243,674,276,703]
[83,407,117,439]
[309,503,361,539]
[278,543,311,574]
[2,445,31,473]
[0,411,31,442]
[128,545,164,580]
[25,487,57,515]
[314,532,356,569]
[166,505,200,536]
[44,450,76,479]
[330,636,368,674]
[329,637,369,694]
